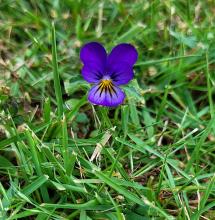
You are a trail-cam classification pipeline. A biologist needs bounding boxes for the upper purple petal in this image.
[107,61,134,85]
[88,84,125,107]
[82,62,103,83]
[80,42,107,70]
[107,43,138,67]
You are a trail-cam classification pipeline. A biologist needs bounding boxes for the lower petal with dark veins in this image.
[88,83,125,107]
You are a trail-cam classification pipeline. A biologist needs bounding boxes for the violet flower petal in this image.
[107,43,138,67]
[88,84,125,107]
[80,42,107,74]
[82,62,103,83]
[107,61,134,85]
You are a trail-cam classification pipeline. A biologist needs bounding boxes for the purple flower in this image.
[80,42,138,107]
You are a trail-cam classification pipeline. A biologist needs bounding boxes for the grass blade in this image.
[51,21,63,118]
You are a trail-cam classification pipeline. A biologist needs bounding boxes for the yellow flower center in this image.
[101,79,112,87]
[97,79,117,97]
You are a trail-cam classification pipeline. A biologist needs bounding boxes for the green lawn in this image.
[0,0,215,219]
